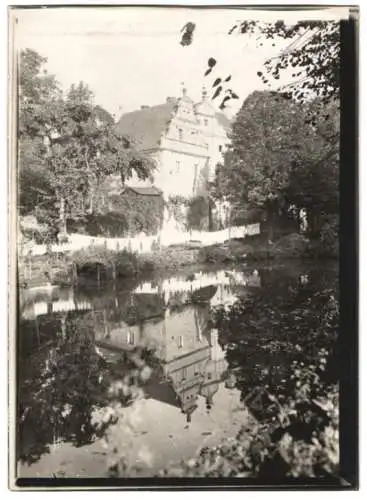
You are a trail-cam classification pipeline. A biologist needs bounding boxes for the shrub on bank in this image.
[69,246,202,281]
[199,245,234,264]
[71,247,140,279]
[115,249,139,277]
[199,233,317,264]
[147,248,201,272]
[316,216,339,259]
[273,233,309,259]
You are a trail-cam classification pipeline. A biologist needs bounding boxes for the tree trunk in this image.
[266,205,275,242]
[88,191,94,214]
[208,198,214,231]
[59,196,67,235]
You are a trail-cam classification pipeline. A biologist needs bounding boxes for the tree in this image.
[286,98,339,234]
[213,91,308,237]
[180,19,340,109]
[180,17,340,245]
[18,49,156,240]
[212,90,339,240]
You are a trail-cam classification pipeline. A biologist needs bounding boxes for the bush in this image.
[319,216,339,258]
[150,248,201,271]
[304,215,339,259]
[186,196,210,231]
[110,190,164,236]
[137,255,156,274]
[274,233,309,258]
[199,245,234,264]
[115,250,139,277]
[84,212,129,238]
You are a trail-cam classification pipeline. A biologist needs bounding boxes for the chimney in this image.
[181,82,187,97]
[141,105,150,110]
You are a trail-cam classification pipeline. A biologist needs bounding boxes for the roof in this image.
[115,100,178,151]
[116,97,231,151]
[122,186,163,197]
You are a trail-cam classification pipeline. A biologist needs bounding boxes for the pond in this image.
[17,260,338,478]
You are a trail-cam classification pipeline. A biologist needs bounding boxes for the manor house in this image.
[115,86,230,199]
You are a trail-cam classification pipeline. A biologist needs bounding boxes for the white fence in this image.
[19,223,260,257]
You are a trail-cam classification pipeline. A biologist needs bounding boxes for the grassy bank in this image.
[18,246,203,287]
[199,233,338,265]
[18,232,337,288]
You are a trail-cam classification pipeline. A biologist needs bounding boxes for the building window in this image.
[176,160,181,173]
[178,336,184,348]
[127,331,135,345]
[219,145,223,152]
[204,119,208,126]
[178,128,183,140]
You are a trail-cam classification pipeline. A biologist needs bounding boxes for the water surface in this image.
[17,260,338,477]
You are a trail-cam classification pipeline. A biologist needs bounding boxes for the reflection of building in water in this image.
[199,329,228,412]
[144,323,228,423]
[20,269,252,422]
[91,285,228,423]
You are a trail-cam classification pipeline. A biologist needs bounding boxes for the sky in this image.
[12,6,348,120]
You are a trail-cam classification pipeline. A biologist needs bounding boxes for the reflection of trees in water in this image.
[18,264,338,466]
[17,313,155,466]
[215,267,339,422]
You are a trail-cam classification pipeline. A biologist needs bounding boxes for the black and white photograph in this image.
[8,3,358,489]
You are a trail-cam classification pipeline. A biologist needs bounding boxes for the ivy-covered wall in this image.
[109,188,165,237]
[67,188,165,237]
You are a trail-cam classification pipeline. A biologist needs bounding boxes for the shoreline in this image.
[18,235,338,289]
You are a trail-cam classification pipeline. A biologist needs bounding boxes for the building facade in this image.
[115,86,230,200]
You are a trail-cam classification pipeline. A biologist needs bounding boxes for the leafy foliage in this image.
[241,20,340,105]
[186,195,210,231]
[18,49,155,241]
[211,90,339,245]
[67,212,129,237]
[216,91,306,208]
[110,189,165,237]
[158,383,338,479]
[166,195,189,229]
[180,20,340,109]
[18,313,156,465]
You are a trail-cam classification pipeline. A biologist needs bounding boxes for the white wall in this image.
[154,149,208,198]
